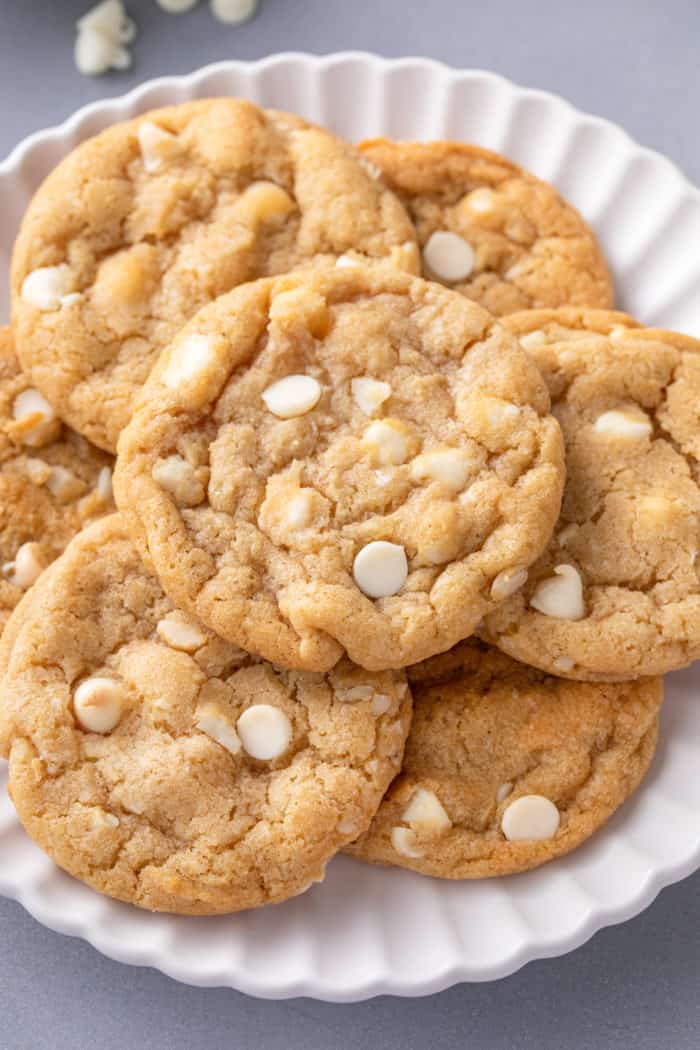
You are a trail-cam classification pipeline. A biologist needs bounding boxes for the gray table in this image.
[1,2,699,1047]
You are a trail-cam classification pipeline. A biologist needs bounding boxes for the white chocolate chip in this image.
[361,419,410,466]
[195,703,241,756]
[334,684,374,702]
[593,409,652,439]
[462,187,497,214]
[402,787,451,835]
[21,265,74,311]
[391,826,424,859]
[97,466,113,502]
[337,818,360,837]
[151,455,205,505]
[490,566,528,602]
[553,655,575,673]
[210,0,259,23]
[371,693,392,716]
[262,375,321,419]
[157,611,207,652]
[6,542,45,589]
[73,677,125,734]
[103,812,120,828]
[410,447,472,491]
[162,334,216,389]
[285,490,313,529]
[237,704,292,761]
[137,121,180,172]
[353,541,408,599]
[518,329,548,350]
[46,466,82,501]
[501,794,560,842]
[351,377,392,416]
[12,388,58,447]
[496,782,513,803]
[336,253,361,268]
[422,231,475,282]
[530,564,585,621]
[156,0,199,12]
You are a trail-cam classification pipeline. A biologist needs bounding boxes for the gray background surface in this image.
[1,1,699,1047]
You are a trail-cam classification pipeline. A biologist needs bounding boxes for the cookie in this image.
[11,99,418,452]
[0,325,114,630]
[346,639,661,878]
[114,264,565,672]
[0,514,411,915]
[360,139,613,316]
[482,307,700,679]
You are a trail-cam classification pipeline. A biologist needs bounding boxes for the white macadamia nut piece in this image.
[593,409,652,439]
[501,794,560,842]
[262,375,321,419]
[530,564,585,620]
[138,121,181,172]
[210,0,259,24]
[490,566,528,601]
[351,377,392,416]
[74,676,125,733]
[422,230,475,282]
[157,612,207,652]
[21,265,74,310]
[353,541,408,599]
[162,334,217,389]
[402,787,451,834]
[391,826,424,859]
[237,704,292,760]
[195,703,241,756]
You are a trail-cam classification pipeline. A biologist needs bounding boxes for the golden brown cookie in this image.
[360,139,613,316]
[482,307,700,680]
[114,265,565,672]
[347,639,661,878]
[0,515,411,915]
[0,325,114,630]
[11,99,418,452]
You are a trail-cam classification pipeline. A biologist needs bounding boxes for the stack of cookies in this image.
[2,96,693,914]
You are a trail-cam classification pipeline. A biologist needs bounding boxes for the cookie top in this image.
[11,99,418,452]
[114,265,565,672]
[347,639,661,878]
[360,139,613,316]
[482,307,700,679]
[0,326,114,629]
[0,514,411,915]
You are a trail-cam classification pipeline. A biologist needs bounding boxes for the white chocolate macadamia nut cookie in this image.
[482,308,700,680]
[360,139,613,316]
[11,98,417,451]
[0,515,411,915]
[346,640,661,878]
[0,326,114,629]
[114,265,565,672]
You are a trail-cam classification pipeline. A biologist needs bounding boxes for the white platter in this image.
[1,52,700,1001]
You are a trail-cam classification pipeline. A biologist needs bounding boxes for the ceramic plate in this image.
[1,52,699,1001]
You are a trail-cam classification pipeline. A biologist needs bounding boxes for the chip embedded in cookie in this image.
[346,639,662,878]
[0,515,411,915]
[11,99,418,452]
[114,265,565,672]
[0,326,114,630]
[360,139,613,316]
[482,307,700,679]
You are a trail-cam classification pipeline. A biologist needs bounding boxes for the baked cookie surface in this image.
[346,639,661,878]
[0,326,113,630]
[11,98,418,451]
[360,139,613,316]
[114,265,565,672]
[482,308,700,679]
[0,515,411,915]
